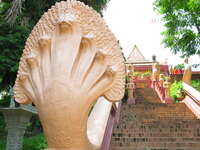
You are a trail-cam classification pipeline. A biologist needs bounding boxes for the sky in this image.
[103,0,199,67]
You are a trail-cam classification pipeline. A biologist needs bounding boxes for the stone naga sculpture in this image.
[13,1,125,150]
[182,58,192,85]
[152,62,160,81]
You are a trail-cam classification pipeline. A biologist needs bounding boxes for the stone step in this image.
[111,147,200,150]
[111,88,200,149]
[134,88,162,104]
[112,137,200,143]
[120,103,197,120]
[112,142,200,148]
[112,132,200,137]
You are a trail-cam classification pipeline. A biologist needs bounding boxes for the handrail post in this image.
[163,79,173,104]
[127,82,136,104]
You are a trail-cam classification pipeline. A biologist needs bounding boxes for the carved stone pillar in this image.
[127,70,135,104]
[127,83,135,104]
[163,79,172,103]
[13,1,125,150]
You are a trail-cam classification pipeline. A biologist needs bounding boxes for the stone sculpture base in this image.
[0,108,33,150]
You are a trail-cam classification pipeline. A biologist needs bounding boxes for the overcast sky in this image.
[103,0,199,67]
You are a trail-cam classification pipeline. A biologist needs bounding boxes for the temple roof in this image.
[126,45,151,64]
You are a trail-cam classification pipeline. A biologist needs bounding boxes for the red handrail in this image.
[151,80,172,104]
[101,101,122,150]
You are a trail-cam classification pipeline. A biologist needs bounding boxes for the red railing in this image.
[151,80,172,104]
[183,82,200,119]
[132,64,169,73]
[101,101,122,150]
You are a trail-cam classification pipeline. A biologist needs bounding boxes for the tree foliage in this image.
[0,0,110,90]
[154,0,200,58]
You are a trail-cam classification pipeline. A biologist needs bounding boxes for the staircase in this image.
[111,88,200,150]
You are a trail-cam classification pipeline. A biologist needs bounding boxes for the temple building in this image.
[126,45,169,74]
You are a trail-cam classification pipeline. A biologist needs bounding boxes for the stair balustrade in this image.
[183,82,200,119]
[181,58,200,118]
[151,80,173,104]
[101,101,122,150]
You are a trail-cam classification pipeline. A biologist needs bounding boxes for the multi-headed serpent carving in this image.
[14,1,125,150]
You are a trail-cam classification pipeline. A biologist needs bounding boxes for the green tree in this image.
[154,0,200,58]
[0,0,110,90]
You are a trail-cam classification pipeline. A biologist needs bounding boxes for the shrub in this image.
[132,72,141,77]
[0,136,6,150]
[142,72,151,77]
[0,133,47,150]
[174,64,185,69]
[170,81,185,103]
[191,80,200,92]
[170,79,200,103]
[23,134,47,150]
[0,113,6,137]
[0,90,11,107]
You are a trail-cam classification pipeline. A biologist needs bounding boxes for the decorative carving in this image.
[14,1,125,150]
[182,58,192,85]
